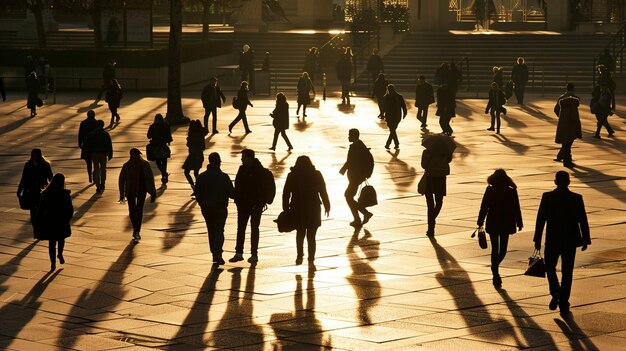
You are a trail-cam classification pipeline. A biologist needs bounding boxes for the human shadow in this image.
[71,192,101,223]
[455,100,475,120]
[70,183,96,200]
[337,103,355,114]
[385,149,418,190]
[104,120,121,131]
[571,164,626,203]
[269,152,292,179]
[521,104,557,125]
[555,314,600,351]
[57,243,136,350]
[204,132,216,149]
[346,228,381,325]
[0,115,34,136]
[294,116,313,132]
[162,199,197,252]
[76,102,101,114]
[491,133,530,155]
[0,270,61,349]
[0,242,38,295]
[501,112,528,129]
[229,134,249,156]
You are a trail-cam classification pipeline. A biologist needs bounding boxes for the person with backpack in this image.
[339,129,374,228]
[382,84,407,150]
[230,149,275,263]
[228,81,254,134]
[485,82,507,134]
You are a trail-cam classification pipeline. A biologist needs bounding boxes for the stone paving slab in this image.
[0,89,625,350]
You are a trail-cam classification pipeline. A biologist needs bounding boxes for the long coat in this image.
[511,63,528,85]
[373,77,388,99]
[26,76,39,109]
[335,55,352,81]
[297,77,314,105]
[36,189,73,240]
[105,85,122,109]
[554,92,582,144]
[534,187,590,249]
[236,88,253,112]
[17,159,53,208]
[383,92,407,129]
[303,52,318,78]
[272,102,290,130]
[201,84,226,109]
[282,168,330,228]
[436,85,456,118]
[415,82,434,108]
[78,117,98,159]
[477,185,523,235]
[485,88,507,113]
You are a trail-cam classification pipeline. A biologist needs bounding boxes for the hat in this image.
[130,148,142,155]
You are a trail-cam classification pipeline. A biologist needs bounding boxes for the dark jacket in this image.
[105,85,122,108]
[236,88,253,112]
[118,158,156,197]
[195,165,234,209]
[36,189,73,240]
[282,167,330,228]
[187,128,207,152]
[84,127,113,159]
[598,70,616,92]
[436,85,455,118]
[598,53,615,72]
[78,117,98,159]
[297,77,314,105]
[595,90,613,116]
[534,187,591,249]
[201,84,226,109]
[373,77,388,99]
[554,92,582,144]
[477,186,523,235]
[103,63,115,81]
[383,92,407,128]
[421,148,451,177]
[485,88,507,113]
[366,54,384,75]
[492,69,504,88]
[415,82,434,108]
[147,121,173,146]
[343,140,372,182]
[239,50,255,71]
[234,158,265,208]
[271,101,290,130]
[511,63,528,85]
[18,159,53,198]
[335,55,352,81]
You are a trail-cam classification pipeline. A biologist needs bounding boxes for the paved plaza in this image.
[0,89,625,350]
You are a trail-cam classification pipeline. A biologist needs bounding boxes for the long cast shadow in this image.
[521,104,557,125]
[386,149,418,190]
[555,314,600,351]
[571,164,626,204]
[491,134,530,155]
[0,242,39,295]
[269,152,292,180]
[346,228,381,325]
[0,115,34,136]
[497,288,557,348]
[162,199,197,252]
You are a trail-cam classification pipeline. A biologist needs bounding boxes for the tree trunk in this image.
[202,0,210,41]
[166,0,187,125]
[93,0,103,49]
[29,0,47,49]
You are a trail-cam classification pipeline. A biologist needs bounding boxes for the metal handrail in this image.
[598,21,626,74]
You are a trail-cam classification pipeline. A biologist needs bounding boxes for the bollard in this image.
[323,73,327,101]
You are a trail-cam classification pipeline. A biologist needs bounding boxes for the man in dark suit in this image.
[201,77,226,134]
[534,171,590,315]
[382,84,407,150]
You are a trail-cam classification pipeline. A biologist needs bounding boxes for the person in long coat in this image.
[229,81,254,134]
[336,48,353,105]
[105,79,122,125]
[421,138,453,236]
[147,114,173,183]
[372,73,388,118]
[382,84,407,149]
[270,92,293,151]
[553,83,581,168]
[485,82,507,134]
[282,156,330,265]
[303,47,319,83]
[477,169,523,288]
[415,75,434,129]
[201,77,226,134]
[36,173,73,271]
[591,84,615,138]
[511,57,529,104]
[17,148,53,239]
[26,72,40,117]
[296,72,315,117]
[436,84,455,135]
[182,120,208,195]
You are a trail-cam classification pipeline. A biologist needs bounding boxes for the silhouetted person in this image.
[598,48,615,72]
[119,148,156,242]
[477,169,523,288]
[195,152,234,265]
[415,75,434,129]
[201,77,226,134]
[591,84,615,138]
[105,79,122,125]
[336,47,353,105]
[435,61,450,86]
[339,129,374,227]
[84,120,113,193]
[36,173,73,271]
[485,82,506,134]
[262,52,270,71]
[26,72,40,117]
[448,61,463,97]
[296,72,315,117]
[303,47,319,83]
[228,81,253,134]
[492,66,504,89]
[78,110,98,183]
[436,84,455,136]
[231,149,267,263]
[366,48,384,84]
[96,58,116,101]
[597,64,616,109]
[0,76,6,101]
[270,92,293,151]
[383,84,407,149]
[283,156,330,265]
[17,148,53,239]
[24,55,36,78]
[421,136,453,236]
[182,120,208,195]
[239,44,255,88]
[511,57,529,104]
[372,73,388,118]
[147,114,173,184]
[553,83,581,168]
[534,171,590,315]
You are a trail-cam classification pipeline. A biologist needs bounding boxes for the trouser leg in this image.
[128,194,146,232]
[307,227,318,260]
[559,247,577,309]
[490,110,496,128]
[184,169,194,188]
[344,181,360,222]
[489,234,501,274]
[84,158,92,182]
[496,111,501,131]
[544,245,561,299]
[235,206,251,254]
[58,239,65,257]
[426,193,435,230]
[271,129,280,148]
[229,112,242,130]
[296,228,305,258]
[249,209,262,255]
[210,108,218,132]
[203,207,227,257]
[241,112,250,132]
[48,240,56,264]
[281,131,293,149]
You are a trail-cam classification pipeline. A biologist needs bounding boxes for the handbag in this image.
[417,174,427,195]
[18,189,39,210]
[36,98,44,107]
[146,143,155,161]
[274,210,296,233]
[524,249,546,278]
[358,181,378,207]
[471,226,488,249]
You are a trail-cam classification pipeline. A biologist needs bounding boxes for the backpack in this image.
[261,167,276,204]
[232,96,239,109]
[361,147,374,179]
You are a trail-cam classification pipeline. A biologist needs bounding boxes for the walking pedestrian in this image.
[597,64,616,109]
[270,92,293,151]
[195,152,234,265]
[511,57,528,104]
[339,129,374,228]
[436,84,455,136]
[485,82,506,134]
[105,79,122,125]
[336,47,353,105]
[84,120,113,193]
[147,114,173,184]
[182,120,208,195]
[228,81,254,134]
[553,83,581,168]
[78,110,99,183]
[492,66,504,89]
[534,171,590,315]
[26,72,40,117]
[434,62,450,86]
[421,135,454,236]
[303,47,319,83]
[36,173,73,271]
[239,44,255,88]
[296,72,315,117]
[282,156,330,265]
[119,148,156,242]
[598,48,615,72]
[230,149,268,263]
[477,169,523,288]
[415,75,434,129]
[17,148,53,239]
[591,84,615,138]
[201,77,226,133]
[262,52,271,72]
[96,58,116,102]
[372,73,388,119]
[382,84,407,149]
[366,48,384,84]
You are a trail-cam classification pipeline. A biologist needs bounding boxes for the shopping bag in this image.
[524,250,546,278]
[471,226,488,249]
[417,174,427,195]
[358,183,378,207]
[274,210,296,233]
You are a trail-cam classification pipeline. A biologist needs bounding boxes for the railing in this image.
[352,29,380,92]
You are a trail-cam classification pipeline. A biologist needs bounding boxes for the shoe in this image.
[51,263,56,271]
[228,126,233,134]
[132,231,141,241]
[564,162,576,169]
[394,145,400,149]
[384,145,390,150]
[593,134,600,138]
[116,116,120,123]
[211,256,217,263]
[287,147,293,152]
[269,147,276,151]
[58,255,65,264]
[362,211,373,225]
[487,127,495,131]
[492,275,502,288]
[303,114,307,117]
[213,130,219,134]
[295,256,303,265]
[349,220,362,228]
[248,255,258,263]
[496,130,500,134]
[549,296,559,310]
[553,158,563,162]
[245,130,252,134]
[216,257,225,265]
[88,175,92,183]
[608,132,615,137]
[229,254,244,263]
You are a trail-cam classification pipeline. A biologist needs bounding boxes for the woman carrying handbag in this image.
[477,169,523,288]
